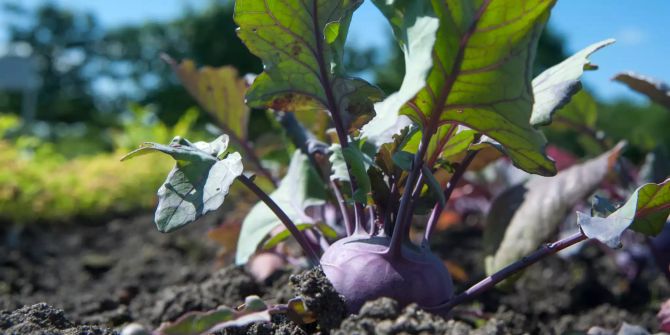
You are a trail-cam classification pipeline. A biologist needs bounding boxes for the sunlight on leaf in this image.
[613,72,670,110]
[122,135,243,232]
[530,39,614,127]
[578,178,670,248]
[164,56,250,140]
[234,0,381,129]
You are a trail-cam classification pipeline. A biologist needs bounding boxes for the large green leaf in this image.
[122,136,243,233]
[234,0,381,128]
[236,151,326,265]
[530,39,614,127]
[578,179,670,248]
[366,1,558,175]
[485,143,623,275]
[361,0,439,145]
[164,56,250,140]
[613,72,670,110]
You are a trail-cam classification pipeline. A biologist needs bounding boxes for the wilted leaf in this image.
[122,136,243,233]
[155,295,270,335]
[530,39,614,127]
[236,151,326,265]
[164,56,250,140]
[578,179,670,248]
[485,143,624,275]
[235,0,381,129]
[613,72,670,110]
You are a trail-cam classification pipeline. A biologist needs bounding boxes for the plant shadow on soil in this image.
[1,215,669,334]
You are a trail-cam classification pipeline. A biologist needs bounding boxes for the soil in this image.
[1,214,669,335]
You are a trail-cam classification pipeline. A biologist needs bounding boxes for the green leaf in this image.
[530,39,614,127]
[371,0,558,175]
[122,136,243,233]
[578,179,670,248]
[262,223,313,250]
[422,166,446,208]
[234,0,381,129]
[155,295,270,335]
[361,0,439,145]
[392,151,414,171]
[236,151,326,265]
[485,143,623,276]
[613,72,670,110]
[164,56,250,140]
[262,222,337,250]
[441,127,477,158]
[329,142,374,204]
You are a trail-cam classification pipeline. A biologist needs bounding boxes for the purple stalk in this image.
[423,150,478,245]
[442,231,588,310]
[310,3,364,230]
[331,180,353,236]
[387,129,431,258]
[237,174,320,265]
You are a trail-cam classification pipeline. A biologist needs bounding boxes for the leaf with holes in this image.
[236,151,326,265]
[122,135,243,233]
[164,56,250,140]
[530,39,614,127]
[234,0,382,129]
[578,179,670,248]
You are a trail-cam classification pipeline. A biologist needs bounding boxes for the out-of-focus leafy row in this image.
[0,107,206,225]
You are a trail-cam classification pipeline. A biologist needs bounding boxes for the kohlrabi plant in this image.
[122,0,670,332]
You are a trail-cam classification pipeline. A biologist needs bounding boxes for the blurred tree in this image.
[97,0,262,125]
[0,3,102,123]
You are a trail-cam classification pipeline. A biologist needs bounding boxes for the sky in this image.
[1,0,669,102]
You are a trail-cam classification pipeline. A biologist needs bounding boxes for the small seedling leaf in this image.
[155,295,270,335]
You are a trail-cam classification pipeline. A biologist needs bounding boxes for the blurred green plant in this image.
[0,107,203,224]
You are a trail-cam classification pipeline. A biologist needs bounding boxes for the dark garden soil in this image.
[1,214,669,335]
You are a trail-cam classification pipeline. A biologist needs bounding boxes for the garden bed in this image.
[1,215,668,334]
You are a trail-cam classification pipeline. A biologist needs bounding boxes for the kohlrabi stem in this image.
[442,231,588,311]
[423,150,478,245]
[237,174,320,265]
[331,180,354,236]
[310,3,364,230]
[388,129,432,257]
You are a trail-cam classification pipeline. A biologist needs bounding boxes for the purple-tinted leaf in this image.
[485,143,623,275]
[613,72,670,110]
